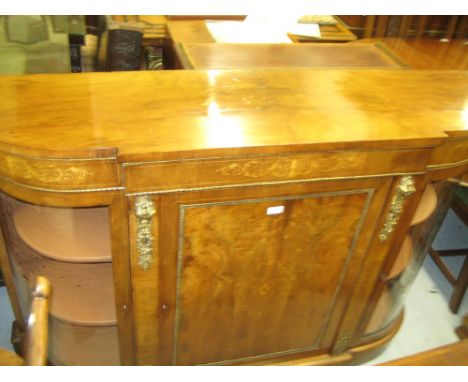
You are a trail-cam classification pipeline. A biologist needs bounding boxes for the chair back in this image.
[0,276,50,366]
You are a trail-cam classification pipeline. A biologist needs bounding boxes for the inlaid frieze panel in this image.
[0,151,120,191]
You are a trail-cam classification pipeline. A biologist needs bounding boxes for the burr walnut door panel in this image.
[150,179,391,366]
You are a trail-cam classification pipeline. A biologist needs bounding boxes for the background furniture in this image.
[174,42,406,69]
[109,16,167,70]
[351,38,468,70]
[428,186,468,314]
[339,16,468,40]
[288,16,357,43]
[0,70,466,365]
[166,17,355,44]
[164,18,357,69]
[0,16,71,74]
[0,276,50,366]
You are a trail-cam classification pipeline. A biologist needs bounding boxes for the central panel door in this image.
[171,189,373,365]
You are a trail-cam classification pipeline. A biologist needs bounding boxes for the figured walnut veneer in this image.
[0,70,466,365]
[175,191,371,365]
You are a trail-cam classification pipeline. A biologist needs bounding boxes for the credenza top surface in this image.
[0,69,467,161]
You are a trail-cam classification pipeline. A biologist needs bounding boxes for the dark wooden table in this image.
[174,42,406,70]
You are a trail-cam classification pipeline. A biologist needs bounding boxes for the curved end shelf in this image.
[12,199,112,263]
[410,183,438,226]
[13,245,117,326]
[48,261,118,326]
[365,285,393,335]
[388,235,413,280]
[49,317,120,366]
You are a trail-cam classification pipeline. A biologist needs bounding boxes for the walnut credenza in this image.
[0,69,466,365]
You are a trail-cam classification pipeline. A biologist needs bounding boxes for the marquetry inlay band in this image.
[0,151,120,191]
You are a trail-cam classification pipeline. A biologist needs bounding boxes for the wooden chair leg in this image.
[429,247,457,286]
[449,256,468,314]
[456,314,468,339]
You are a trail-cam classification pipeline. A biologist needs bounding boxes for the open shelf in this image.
[12,199,112,263]
[410,183,438,226]
[387,235,413,280]
[49,317,120,366]
[1,194,117,326]
[12,238,117,326]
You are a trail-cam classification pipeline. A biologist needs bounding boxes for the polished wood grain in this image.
[379,339,468,365]
[240,310,404,366]
[428,137,468,169]
[176,42,405,70]
[0,69,466,366]
[352,38,468,70]
[0,70,467,165]
[108,194,136,365]
[176,192,369,365]
[145,176,394,365]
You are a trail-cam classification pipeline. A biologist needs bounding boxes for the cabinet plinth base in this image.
[202,310,403,366]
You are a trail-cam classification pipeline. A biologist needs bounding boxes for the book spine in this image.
[107,29,142,71]
[69,45,82,73]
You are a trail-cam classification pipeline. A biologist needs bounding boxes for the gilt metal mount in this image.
[135,195,156,271]
[379,176,416,242]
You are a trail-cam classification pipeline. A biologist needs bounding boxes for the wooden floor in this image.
[379,339,468,365]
